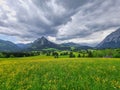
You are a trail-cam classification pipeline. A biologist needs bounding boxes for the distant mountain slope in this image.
[61,42,92,49]
[61,42,80,47]
[0,39,20,52]
[76,46,93,50]
[17,43,31,49]
[97,28,120,49]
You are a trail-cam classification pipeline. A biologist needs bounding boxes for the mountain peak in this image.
[31,36,59,50]
[35,36,47,42]
[34,36,48,45]
[41,36,47,40]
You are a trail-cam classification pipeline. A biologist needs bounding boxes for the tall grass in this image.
[0,57,120,90]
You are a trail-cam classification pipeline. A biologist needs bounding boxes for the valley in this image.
[0,0,120,90]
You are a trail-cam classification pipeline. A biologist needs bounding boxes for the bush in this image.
[77,54,81,58]
[69,52,75,58]
[0,53,5,58]
[88,51,93,57]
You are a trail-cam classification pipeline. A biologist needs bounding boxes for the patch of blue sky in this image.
[0,34,17,43]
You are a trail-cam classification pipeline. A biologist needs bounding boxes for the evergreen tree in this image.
[88,51,93,57]
[69,52,75,58]
[78,54,81,58]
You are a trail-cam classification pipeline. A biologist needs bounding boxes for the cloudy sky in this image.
[0,0,120,46]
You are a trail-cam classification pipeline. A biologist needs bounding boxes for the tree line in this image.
[0,52,40,58]
[0,49,120,58]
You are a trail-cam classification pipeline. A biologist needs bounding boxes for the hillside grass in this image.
[0,56,120,90]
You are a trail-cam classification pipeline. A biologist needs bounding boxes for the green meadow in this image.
[0,56,120,90]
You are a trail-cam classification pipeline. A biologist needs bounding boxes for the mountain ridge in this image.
[1,29,120,52]
[0,36,92,52]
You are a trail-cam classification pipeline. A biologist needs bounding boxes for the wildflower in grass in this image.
[95,77,100,82]
[111,80,120,89]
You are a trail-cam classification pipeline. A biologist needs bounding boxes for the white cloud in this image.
[46,0,66,16]
[47,36,56,42]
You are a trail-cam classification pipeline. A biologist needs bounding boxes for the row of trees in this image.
[0,49,120,58]
[45,51,93,58]
[51,49,120,58]
[92,49,120,58]
[0,52,41,58]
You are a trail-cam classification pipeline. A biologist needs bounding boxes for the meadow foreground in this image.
[0,56,120,90]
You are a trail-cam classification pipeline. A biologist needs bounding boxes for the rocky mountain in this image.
[97,28,120,49]
[29,36,60,50]
[0,39,20,52]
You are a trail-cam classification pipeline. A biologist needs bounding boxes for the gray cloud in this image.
[0,0,120,44]
[57,0,120,40]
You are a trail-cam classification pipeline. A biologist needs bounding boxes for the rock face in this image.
[97,28,120,49]
[30,36,59,50]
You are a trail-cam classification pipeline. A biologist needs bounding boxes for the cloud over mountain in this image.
[0,0,120,45]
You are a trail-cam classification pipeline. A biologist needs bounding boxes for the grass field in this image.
[0,56,120,90]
